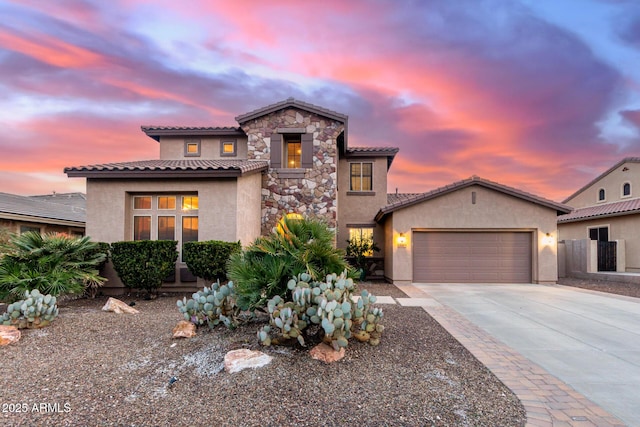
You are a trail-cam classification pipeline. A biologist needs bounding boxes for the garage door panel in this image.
[413,232,532,283]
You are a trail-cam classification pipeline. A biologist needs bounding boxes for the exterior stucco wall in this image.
[159,136,249,160]
[235,172,263,246]
[558,214,640,272]
[240,108,343,233]
[383,185,560,284]
[566,161,640,208]
[337,156,389,257]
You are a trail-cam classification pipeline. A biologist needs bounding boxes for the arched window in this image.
[598,188,605,201]
[623,182,631,197]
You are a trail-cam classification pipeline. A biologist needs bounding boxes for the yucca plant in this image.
[0,232,107,302]
[228,215,350,311]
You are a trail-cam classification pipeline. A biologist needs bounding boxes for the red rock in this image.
[310,343,345,363]
[224,349,272,373]
[0,325,21,346]
[172,320,196,338]
[101,297,139,314]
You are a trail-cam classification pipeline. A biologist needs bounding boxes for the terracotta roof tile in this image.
[558,198,640,223]
[140,126,241,132]
[0,192,85,224]
[65,159,269,177]
[376,176,571,222]
[387,193,423,204]
[347,146,399,154]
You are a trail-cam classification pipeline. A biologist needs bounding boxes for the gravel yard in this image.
[558,277,640,298]
[0,282,525,427]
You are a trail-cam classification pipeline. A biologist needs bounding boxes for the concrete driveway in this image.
[409,283,640,427]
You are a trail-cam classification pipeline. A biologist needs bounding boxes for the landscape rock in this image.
[172,320,196,338]
[310,342,345,363]
[0,325,21,346]
[224,349,272,373]
[102,297,139,314]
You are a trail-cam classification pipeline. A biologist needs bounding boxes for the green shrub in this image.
[110,240,178,295]
[183,240,241,281]
[0,232,107,302]
[227,215,350,311]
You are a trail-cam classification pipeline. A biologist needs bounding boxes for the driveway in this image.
[409,283,640,427]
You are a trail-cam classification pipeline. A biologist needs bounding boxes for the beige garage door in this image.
[413,232,532,283]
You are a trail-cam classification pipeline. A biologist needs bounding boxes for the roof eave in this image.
[64,169,265,179]
[0,212,85,227]
[141,127,245,142]
[235,98,348,124]
[558,209,640,224]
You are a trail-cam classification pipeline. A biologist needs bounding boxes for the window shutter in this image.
[301,133,313,168]
[270,133,282,168]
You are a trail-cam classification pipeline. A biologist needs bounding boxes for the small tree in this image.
[0,232,107,302]
[346,237,380,280]
[183,240,241,282]
[110,240,178,296]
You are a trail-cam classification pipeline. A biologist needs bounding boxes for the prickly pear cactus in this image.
[176,280,237,329]
[0,289,59,329]
[259,270,384,350]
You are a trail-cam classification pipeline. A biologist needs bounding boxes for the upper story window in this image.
[269,132,313,169]
[350,162,373,191]
[598,188,605,202]
[622,182,631,197]
[285,135,302,168]
[221,140,237,157]
[184,139,201,157]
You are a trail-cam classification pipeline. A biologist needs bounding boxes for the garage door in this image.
[413,232,532,283]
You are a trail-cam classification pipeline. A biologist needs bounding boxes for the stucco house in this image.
[558,157,640,274]
[0,192,85,236]
[65,98,569,292]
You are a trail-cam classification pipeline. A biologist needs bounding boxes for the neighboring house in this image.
[558,157,640,273]
[0,192,86,236]
[65,98,568,292]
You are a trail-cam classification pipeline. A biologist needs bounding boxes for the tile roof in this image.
[558,198,640,223]
[235,98,348,124]
[30,193,86,209]
[65,159,269,178]
[0,192,85,224]
[376,176,572,221]
[387,193,423,205]
[563,157,640,203]
[346,146,399,154]
[140,126,244,141]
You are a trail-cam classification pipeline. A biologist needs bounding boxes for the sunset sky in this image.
[1,0,639,202]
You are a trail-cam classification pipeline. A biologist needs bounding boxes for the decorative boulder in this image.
[0,325,21,346]
[172,320,196,338]
[224,349,272,373]
[102,298,139,314]
[310,342,345,363]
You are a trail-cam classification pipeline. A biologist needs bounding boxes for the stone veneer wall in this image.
[240,108,343,234]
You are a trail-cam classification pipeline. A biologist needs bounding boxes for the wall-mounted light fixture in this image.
[397,232,407,247]
[542,232,555,246]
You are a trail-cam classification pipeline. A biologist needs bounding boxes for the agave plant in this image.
[0,232,107,302]
[227,215,351,311]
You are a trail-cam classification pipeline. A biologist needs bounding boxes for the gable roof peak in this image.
[235,98,348,124]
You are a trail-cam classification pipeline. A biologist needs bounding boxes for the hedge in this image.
[110,240,178,294]
[183,240,241,282]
